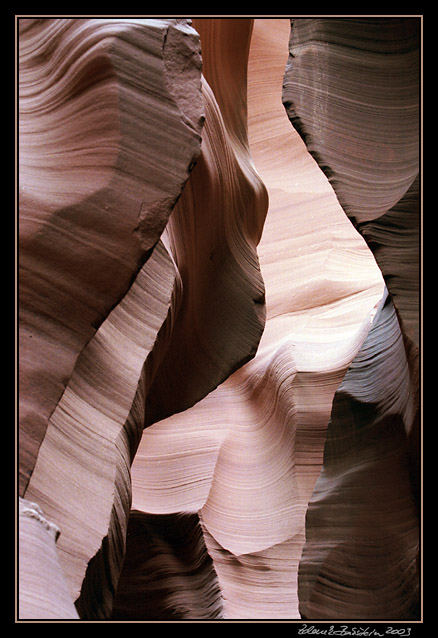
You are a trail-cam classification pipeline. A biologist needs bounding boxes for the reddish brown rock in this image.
[111,511,223,620]
[282,17,421,619]
[129,18,386,620]
[19,17,205,619]
[18,16,420,622]
[299,291,419,619]
[19,16,268,619]
[19,18,204,495]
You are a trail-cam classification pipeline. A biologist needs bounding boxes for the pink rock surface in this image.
[19,18,204,494]
[19,17,205,618]
[17,17,421,621]
[128,18,395,620]
[19,497,79,619]
[281,19,420,618]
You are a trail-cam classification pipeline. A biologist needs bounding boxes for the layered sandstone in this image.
[128,18,395,620]
[18,16,420,622]
[19,17,206,619]
[281,18,420,619]
[19,18,204,495]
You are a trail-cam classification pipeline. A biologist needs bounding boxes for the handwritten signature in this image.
[298,625,412,637]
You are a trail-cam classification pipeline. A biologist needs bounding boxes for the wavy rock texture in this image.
[282,17,420,618]
[18,17,206,619]
[298,290,419,619]
[127,18,394,620]
[282,16,420,346]
[18,16,268,620]
[24,239,181,619]
[19,17,204,494]
[111,511,223,620]
[18,16,420,621]
[143,72,267,425]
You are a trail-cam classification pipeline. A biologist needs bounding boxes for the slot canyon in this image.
[17,16,421,622]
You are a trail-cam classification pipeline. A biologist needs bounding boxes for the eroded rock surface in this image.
[128,18,394,620]
[282,16,420,347]
[19,17,206,619]
[282,18,420,619]
[19,16,268,620]
[298,291,419,619]
[18,16,420,621]
[18,497,79,619]
[111,511,223,620]
[19,18,204,495]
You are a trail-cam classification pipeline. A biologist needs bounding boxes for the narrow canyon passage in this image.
[18,16,419,622]
[128,18,385,619]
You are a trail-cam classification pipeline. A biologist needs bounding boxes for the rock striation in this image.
[128,18,399,620]
[18,497,79,619]
[282,17,420,619]
[19,18,204,495]
[18,16,420,621]
[282,16,420,346]
[298,290,419,619]
[19,16,267,620]
[111,510,223,620]
[19,17,207,619]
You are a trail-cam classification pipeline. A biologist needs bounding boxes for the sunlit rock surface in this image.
[129,18,399,620]
[282,18,420,619]
[18,16,420,621]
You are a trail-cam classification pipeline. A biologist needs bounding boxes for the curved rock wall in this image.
[128,18,392,620]
[282,18,420,619]
[18,497,79,619]
[282,16,420,347]
[19,18,204,495]
[18,16,420,621]
[298,291,419,619]
[19,16,267,620]
[19,17,206,619]
[111,510,223,620]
